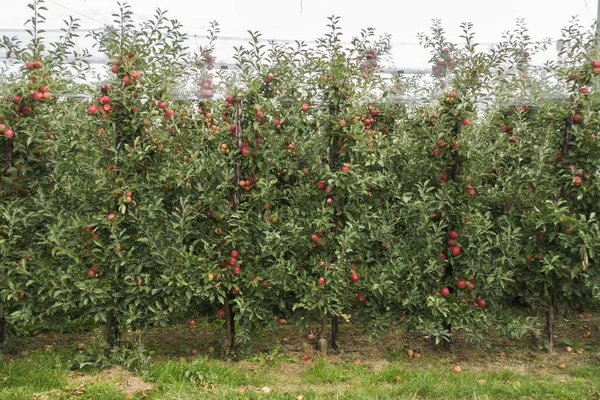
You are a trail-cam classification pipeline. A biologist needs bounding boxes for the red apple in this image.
[440,287,450,296]
[301,353,309,361]
[456,280,466,289]
[452,365,462,373]
[279,318,287,325]
[4,129,14,139]
[107,213,116,221]
[301,103,309,112]
[318,277,326,285]
[451,246,461,256]
[317,181,327,190]
[217,309,226,318]
[350,272,359,282]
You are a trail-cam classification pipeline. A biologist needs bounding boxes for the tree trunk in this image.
[318,316,328,355]
[547,286,558,352]
[224,296,235,353]
[441,122,461,351]
[221,101,244,354]
[0,315,6,346]
[331,315,339,350]
[4,138,13,170]
[104,310,120,349]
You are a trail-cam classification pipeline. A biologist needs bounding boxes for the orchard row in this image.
[0,2,599,353]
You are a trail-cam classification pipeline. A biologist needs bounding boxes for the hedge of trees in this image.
[1,1,599,354]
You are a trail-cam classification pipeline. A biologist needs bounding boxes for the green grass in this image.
[2,353,599,399]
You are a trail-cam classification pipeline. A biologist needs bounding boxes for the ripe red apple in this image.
[255,111,264,120]
[456,280,466,289]
[440,174,449,182]
[301,353,309,361]
[318,277,326,285]
[350,272,359,282]
[432,149,441,156]
[262,280,269,287]
[87,105,97,114]
[462,119,470,126]
[451,246,461,256]
[107,213,116,221]
[192,348,198,355]
[440,287,450,296]
[232,266,241,275]
[266,73,274,83]
[26,61,34,70]
[220,144,227,153]
[317,181,327,190]
[33,60,42,69]
[188,319,196,326]
[217,309,226,318]
[232,288,240,295]
[307,333,315,340]
[87,268,96,277]
[165,109,174,118]
[357,292,366,302]
[341,165,350,173]
[449,230,457,239]
[580,87,589,94]
[226,96,234,103]
[448,91,455,100]
[279,318,287,325]
[452,365,462,373]
[230,249,239,258]
[4,129,14,139]
[477,298,485,307]
[301,103,309,112]
[326,197,334,204]
[100,96,110,105]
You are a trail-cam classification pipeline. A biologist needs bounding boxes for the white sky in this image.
[2,0,598,69]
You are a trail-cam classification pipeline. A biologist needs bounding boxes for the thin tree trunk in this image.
[104,310,120,349]
[331,315,339,350]
[318,316,328,355]
[4,139,13,170]
[221,101,244,354]
[547,286,558,352]
[442,122,461,351]
[0,315,6,346]
[224,296,235,353]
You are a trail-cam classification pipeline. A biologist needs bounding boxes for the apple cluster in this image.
[432,48,455,77]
